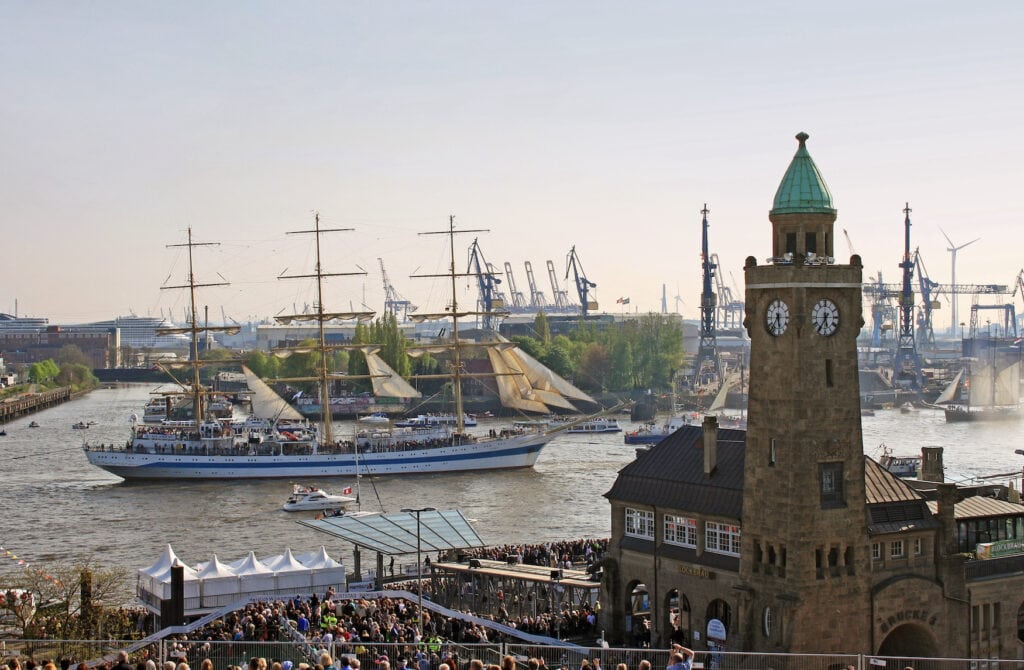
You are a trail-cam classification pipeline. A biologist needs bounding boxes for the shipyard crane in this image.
[694,204,721,393]
[710,256,744,332]
[842,228,857,257]
[969,302,1017,339]
[1013,269,1024,335]
[524,261,548,310]
[565,246,597,316]
[892,203,923,390]
[913,249,941,347]
[465,239,506,331]
[503,262,528,310]
[863,272,899,348]
[378,258,417,322]
[547,260,572,310]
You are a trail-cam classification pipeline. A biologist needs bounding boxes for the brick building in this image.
[601,133,1024,657]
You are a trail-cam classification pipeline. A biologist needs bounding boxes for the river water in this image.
[1,384,1020,579]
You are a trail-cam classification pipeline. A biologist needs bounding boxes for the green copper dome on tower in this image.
[771,132,836,215]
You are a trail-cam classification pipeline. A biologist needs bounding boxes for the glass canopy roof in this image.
[298,509,486,556]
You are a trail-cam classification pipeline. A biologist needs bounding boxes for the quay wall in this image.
[0,386,72,422]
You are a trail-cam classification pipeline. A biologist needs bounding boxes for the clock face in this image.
[811,299,840,336]
[766,299,789,336]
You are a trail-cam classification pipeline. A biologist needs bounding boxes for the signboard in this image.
[706,618,726,641]
[977,538,1024,559]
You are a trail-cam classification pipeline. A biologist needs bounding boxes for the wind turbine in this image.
[674,284,685,314]
[940,228,980,337]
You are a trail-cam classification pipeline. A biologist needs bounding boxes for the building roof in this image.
[865,457,924,503]
[926,496,1024,520]
[298,509,486,556]
[604,424,747,519]
[771,132,836,215]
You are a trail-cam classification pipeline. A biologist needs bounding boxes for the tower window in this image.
[769,438,776,466]
[820,462,845,508]
[805,232,817,254]
[825,359,834,387]
[785,233,797,254]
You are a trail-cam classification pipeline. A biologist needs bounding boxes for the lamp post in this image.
[401,506,436,640]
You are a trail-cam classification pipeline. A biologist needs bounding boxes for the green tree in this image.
[576,342,610,392]
[28,359,60,384]
[533,311,551,343]
[56,363,99,390]
[541,335,574,378]
[55,344,90,368]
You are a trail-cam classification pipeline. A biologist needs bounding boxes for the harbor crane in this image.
[693,204,721,393]
[547,260,572,310]
[1012,269,1024,334]
[503,262,528,310]
[466,239,506,331]
[524,261,548,310]
[710,258,744,333]
[565,246,597,316]
[969,303,1017,339]
[913,249,941,346]
[892,203,923,390]
[378,258,417,322]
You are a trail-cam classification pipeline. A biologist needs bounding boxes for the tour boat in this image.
[567,417,622,434]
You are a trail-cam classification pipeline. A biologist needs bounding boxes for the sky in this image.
[3,1,1023,335]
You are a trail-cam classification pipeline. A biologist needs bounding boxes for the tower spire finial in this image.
[796,131,809,145]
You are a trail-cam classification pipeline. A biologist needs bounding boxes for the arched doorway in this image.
[665,589,692,646]
[877,623,940,656]
[705,599,731,651]
[626,581,651,647]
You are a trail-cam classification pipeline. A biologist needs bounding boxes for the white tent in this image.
[194,555,239,607]
[265,548,311,592]
[300,546,348,591]
[148,558,201,601]
[232,551,276,596]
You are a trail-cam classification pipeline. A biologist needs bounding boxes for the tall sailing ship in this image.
[938,342,1022,422]
[83,217,595,480]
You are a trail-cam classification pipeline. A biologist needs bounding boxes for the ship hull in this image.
[83,433,551,480]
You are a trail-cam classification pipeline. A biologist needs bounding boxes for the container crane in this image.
[710,256,744,332]
[694,204,721,393]
[565,246,597,316]
[524,261,548,311]
[1012,269,1024,335]
[547,260,572,310]
[892,203,923,390]
[378,258,417,322]
[912,249,940,347]
[466,239,505,331]
[503,262,528,310]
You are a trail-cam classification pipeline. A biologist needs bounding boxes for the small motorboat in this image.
[567,417,622,434]
[357,412,392,424]
[282,484,357,512]
[28,421,39,428]
[72,421,90,429]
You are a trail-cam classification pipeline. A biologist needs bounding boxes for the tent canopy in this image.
[299,509,485,556]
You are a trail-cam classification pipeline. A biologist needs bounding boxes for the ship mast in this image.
[416,215,489,434]
[162,228,230,421]
[278,212,367,446]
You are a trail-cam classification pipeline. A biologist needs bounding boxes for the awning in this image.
[298,509,486,556]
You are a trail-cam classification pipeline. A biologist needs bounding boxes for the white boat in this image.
[82,218,597,480]
[394,413,478,428]
[282,485,356,512]
[357,412,392,424]
[567,417,622,433]
[878,444,920,478]
[623,416,686,445]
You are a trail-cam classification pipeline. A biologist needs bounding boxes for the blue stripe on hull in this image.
[86,439,549,480]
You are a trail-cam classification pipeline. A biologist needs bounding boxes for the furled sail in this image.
[497,336,597,405]
[241,366,304,421]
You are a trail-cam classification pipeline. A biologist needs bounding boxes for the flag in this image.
[616,297,630,305]
[342,486,353,495]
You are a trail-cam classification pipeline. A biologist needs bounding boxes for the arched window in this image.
[1017,601,1024,643]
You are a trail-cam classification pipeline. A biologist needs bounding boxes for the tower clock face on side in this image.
[766,299,789,336]
[811,298,840,336]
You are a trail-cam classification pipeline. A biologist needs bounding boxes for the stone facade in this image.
[600,133,1024,659]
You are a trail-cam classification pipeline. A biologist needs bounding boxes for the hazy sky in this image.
[3,2,1022,335]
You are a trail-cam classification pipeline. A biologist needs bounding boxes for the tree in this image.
[533,311,551,344]
[55,345,90,368]
[576,342,610,392]
[28,359,60,384]
[56,363,98,390]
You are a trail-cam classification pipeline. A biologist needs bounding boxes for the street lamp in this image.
[401,506,436,640]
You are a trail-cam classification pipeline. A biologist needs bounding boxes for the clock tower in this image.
[739,132,871,651]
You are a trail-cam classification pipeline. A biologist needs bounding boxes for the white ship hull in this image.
[83,432,552,480]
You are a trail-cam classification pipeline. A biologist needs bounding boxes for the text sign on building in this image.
[977,538,1024,559]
